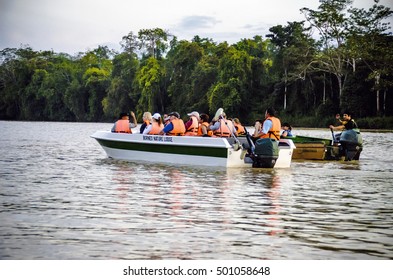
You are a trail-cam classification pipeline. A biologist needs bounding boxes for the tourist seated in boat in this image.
[252,107,281,140]
[329,111,358,141]
[143,113,164,135]
[197,113,213,137]
[184,111,200,136]
[139,112,152,133]
[163,114,170,126]
[209,112,237,137]
[281,122,293,137]
[111,111,137,133]
[159,111,186,136]
[232,118,246,136]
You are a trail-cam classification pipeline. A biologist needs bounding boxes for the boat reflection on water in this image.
[266,174,284,236]
[107,161,290,245]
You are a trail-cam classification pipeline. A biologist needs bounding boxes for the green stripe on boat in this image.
[96,139,228,158]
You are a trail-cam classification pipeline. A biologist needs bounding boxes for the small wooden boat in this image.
[282,129,363,161]
[91,131,296,168]
[283,135,330,160]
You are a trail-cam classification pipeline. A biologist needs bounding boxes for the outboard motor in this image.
[251,138,279,168]
[339,129,363,161]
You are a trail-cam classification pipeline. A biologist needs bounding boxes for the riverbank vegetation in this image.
[1,0,392,128]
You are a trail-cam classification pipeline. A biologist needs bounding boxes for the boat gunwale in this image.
[91,130,233,149]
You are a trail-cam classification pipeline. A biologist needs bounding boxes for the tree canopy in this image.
[1,0,392,128]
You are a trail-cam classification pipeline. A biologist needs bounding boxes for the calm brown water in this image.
[0,121,392,259]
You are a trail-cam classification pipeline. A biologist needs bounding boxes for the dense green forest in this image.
[1,0,393,128]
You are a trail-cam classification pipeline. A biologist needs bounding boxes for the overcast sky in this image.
[1,0,392,55]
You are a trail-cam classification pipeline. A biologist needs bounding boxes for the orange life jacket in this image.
[214,119,234,137]
[167,119,186,136]
[261,116,281,140]
[148,122,164,135]
[185,116,199,136]
[235,123,246,135]
[114,119,131,133]
[197,122,213,136]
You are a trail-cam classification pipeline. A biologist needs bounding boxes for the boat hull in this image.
[292,142,326,160]
[91,131,295,168]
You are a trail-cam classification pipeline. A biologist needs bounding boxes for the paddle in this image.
[220,115,243,149]
[222,118,250,160]
[129,111,137,130]
[330,128,336,145]
[213,108,243,151]
[212,107,224,122]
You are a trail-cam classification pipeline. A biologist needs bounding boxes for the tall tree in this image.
[135,57,165,115]
[208,45,252,119]
[80,47,112,121]
[301,0,354,106]
[120,31,139,55]
[267,22,316,111]
[138,28,171,59]
[165,40,204,114]
[102,52,139,119]
[0,48,27,119]
[348,0,393,115]
[39,54,75,121]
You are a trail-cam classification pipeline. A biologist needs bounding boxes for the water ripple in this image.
[0,122,392,259]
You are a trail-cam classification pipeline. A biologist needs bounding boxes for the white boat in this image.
[91,131,295,168]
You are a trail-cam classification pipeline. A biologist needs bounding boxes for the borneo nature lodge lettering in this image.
[143,135,173,142]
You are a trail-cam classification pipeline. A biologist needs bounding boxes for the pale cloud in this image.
[178,15,220,30]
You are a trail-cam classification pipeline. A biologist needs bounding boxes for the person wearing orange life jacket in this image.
[252,107,281,140]
[159,111,186,136]
[139,112,152,133]
[232,118,246,135]
[111,111,137,133]
[184,111,200,136]
[209,112,237,137]
[143,113,164,135]
[197,113,213,137]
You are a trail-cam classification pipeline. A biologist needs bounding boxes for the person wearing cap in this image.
[143,113,164,135]
[111,111,137,133]
[184,111,200,136]
[159,111,186,136]
[252,107,281,140]
[209,112,237,137]
[139,112,152,134]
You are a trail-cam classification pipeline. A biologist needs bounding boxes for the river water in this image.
[0,121,392,260]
